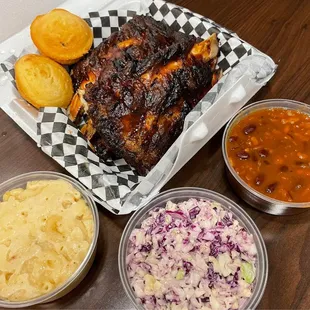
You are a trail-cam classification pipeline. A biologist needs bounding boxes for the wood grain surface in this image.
[0,0,309,309]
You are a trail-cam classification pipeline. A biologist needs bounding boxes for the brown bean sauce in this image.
[227,108,310,203]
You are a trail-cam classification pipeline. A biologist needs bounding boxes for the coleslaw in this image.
[126,198,257,310]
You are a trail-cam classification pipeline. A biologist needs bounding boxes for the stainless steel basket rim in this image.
[222,98,310,209]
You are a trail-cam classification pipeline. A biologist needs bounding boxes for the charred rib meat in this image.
[69,15,220,175]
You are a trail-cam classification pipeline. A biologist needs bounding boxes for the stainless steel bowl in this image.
[222,99,310,215]
[0,171,99,308]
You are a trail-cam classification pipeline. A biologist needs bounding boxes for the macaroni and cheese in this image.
[0,179,94,301]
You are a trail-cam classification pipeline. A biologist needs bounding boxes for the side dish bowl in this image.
[118,187,268,310]
[222,99,310,215]
[0,171,99,308]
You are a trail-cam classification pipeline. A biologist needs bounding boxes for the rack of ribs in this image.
[68,15,220,175]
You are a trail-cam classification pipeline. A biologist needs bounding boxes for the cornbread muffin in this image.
[30,9,93,65]
[15,54,73,108]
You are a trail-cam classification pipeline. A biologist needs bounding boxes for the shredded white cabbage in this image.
[127,198,257,310]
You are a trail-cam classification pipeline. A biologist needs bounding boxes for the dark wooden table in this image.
[0,0,310,309]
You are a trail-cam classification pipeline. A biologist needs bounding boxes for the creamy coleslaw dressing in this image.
[127,199,257,310]
[0,179,94,301]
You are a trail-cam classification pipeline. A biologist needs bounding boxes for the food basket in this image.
[0,0,277,214]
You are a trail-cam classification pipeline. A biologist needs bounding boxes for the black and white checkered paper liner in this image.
[0,0,274,214]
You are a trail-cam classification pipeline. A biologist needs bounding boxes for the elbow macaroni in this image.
[0,179,94,301]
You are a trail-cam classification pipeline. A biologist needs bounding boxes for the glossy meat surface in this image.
[70,15,219,175]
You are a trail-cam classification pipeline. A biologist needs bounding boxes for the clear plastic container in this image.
[222,99,310,215]
[0,171,99,308]
[118,187,268,310]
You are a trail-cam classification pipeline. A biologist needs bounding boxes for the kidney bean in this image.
[255,174,265,186]
[236,151,250,160]
[263,160,270,165]
[266,182,278,194]
[243,124,256,135]
[280,165,289,172]
[259,149,269,158]
[295,161,307,168]
[229,136,238,142]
